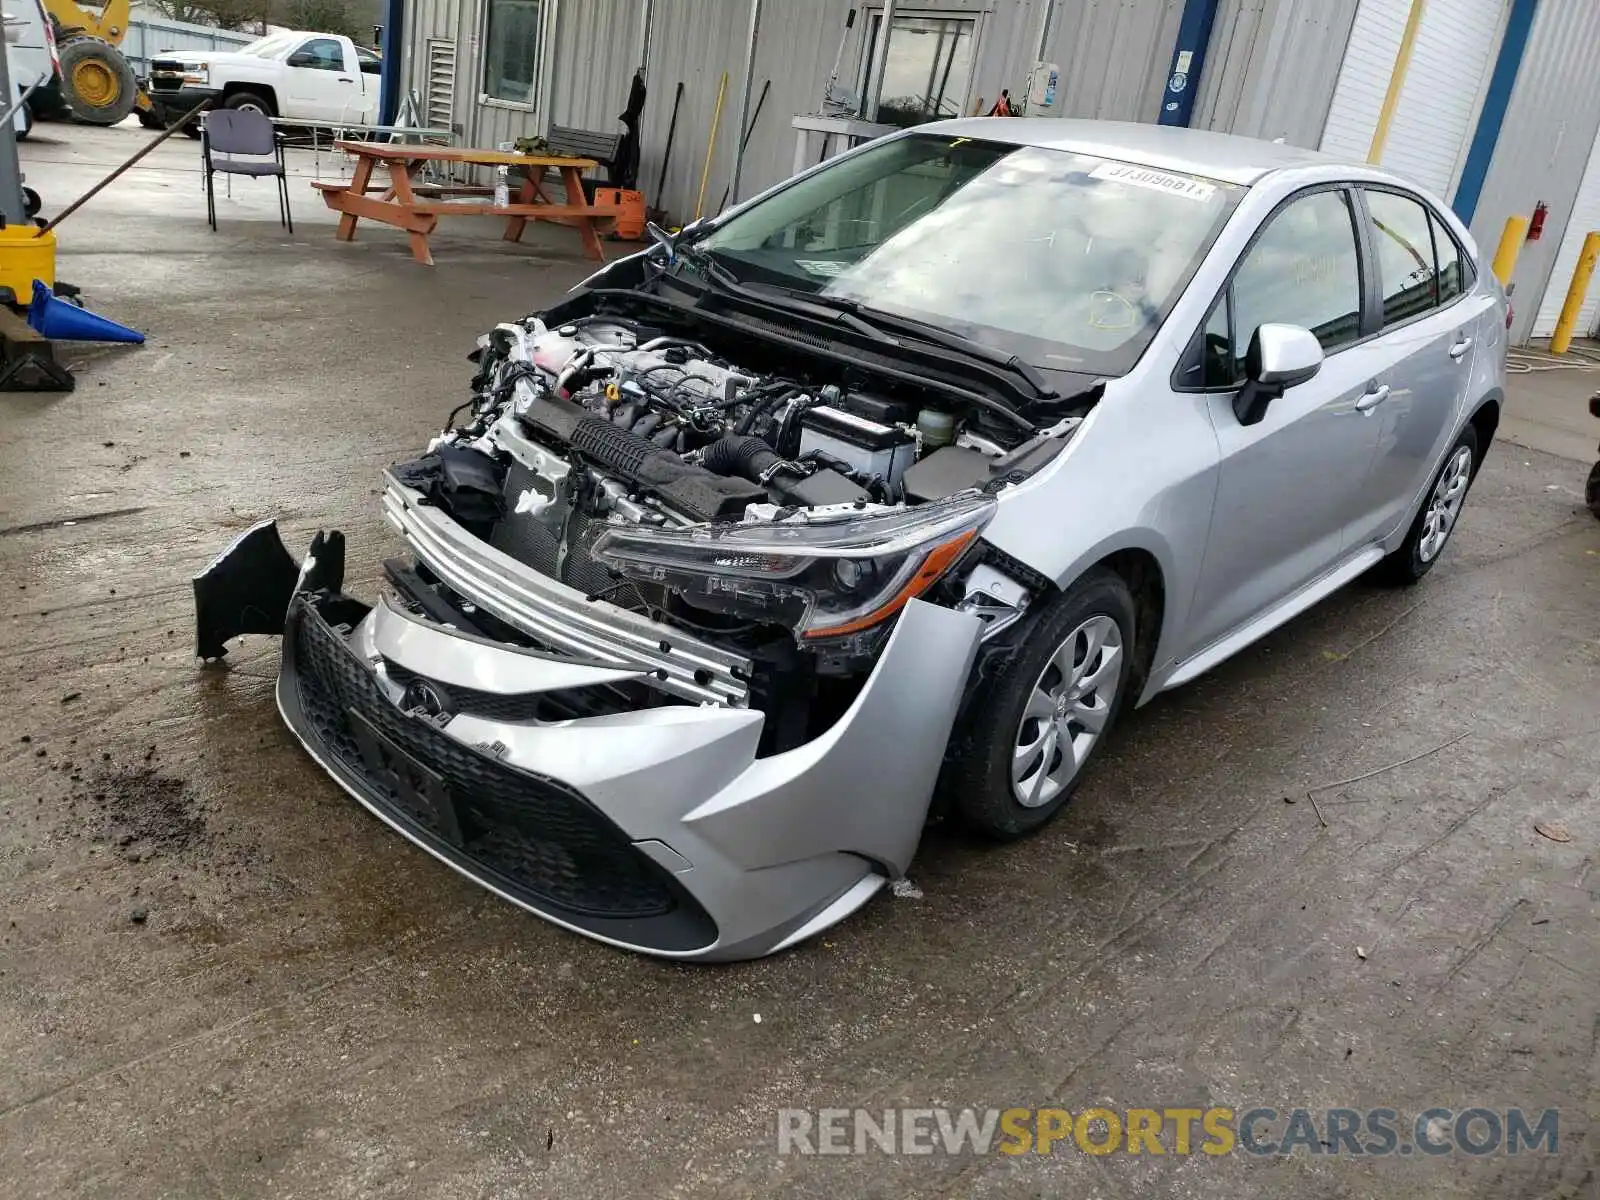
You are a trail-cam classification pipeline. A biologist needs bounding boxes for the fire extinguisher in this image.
[1529,201,1549,241]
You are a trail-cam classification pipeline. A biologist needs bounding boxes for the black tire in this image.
[57,37,138,126]
[223,91,274,117]
[21,187,40,219]
[137,106,164,130]
[944,568,1137,839]
[1373,425,1480,585]
[1586,461,1600,520]
[15,103,31,141]
[179,121,203,139]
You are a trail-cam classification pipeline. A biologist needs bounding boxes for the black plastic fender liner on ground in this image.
[193,520,344,659]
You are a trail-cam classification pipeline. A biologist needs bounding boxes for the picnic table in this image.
[313,142,623,265]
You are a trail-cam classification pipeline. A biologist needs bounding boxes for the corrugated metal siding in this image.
[1467,0,1600,343]
[1191,0,1359,146]
[548,0,645,138]
[1533,122,1600,337]
[1320,0,1505,197]
[1043,0,1185,122]
[404,0,469,131]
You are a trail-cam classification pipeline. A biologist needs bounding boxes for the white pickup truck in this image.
[147,30,381,129]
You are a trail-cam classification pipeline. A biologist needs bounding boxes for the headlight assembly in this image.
[594,491,996,647]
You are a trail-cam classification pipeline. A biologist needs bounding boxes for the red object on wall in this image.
[1529,201,1549,241]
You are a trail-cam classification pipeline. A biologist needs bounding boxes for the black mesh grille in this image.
[489,459,562,577]
[288,602,679,920]
[487,462,626,598]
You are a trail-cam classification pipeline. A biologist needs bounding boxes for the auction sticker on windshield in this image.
[1089,162,1217,202]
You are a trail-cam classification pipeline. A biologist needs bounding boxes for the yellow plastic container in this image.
[0,224,55,307]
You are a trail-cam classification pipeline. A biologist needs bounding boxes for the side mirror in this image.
[1234,323,1323,426]
[287,51,316,67]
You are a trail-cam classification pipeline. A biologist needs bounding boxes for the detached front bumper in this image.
[199,511,983,961]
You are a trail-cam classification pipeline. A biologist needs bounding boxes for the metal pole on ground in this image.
[728,0,762,206]
[0,38,28,224]
[1550,231,1600,354]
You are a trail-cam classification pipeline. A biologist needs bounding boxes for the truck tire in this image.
[223,91,274,117]
[58,37,138,125]
[16,103,31,141]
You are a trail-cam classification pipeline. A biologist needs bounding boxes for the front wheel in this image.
[944,568,1137,839]
[1373,425,1480,585]
[58,37,138,126]
[223,91,273,117]
[1586,460,1600,520]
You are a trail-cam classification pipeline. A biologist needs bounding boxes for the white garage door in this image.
[1320,0,1506,199]
[1532,124,1600,339]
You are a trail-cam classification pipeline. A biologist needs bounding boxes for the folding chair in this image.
[202,109,293,232]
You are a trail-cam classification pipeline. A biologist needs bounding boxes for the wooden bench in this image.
[544,125,623,182]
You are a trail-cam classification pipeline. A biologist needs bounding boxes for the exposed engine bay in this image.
[381,300,1093,747]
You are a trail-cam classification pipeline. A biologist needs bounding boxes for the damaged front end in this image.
[197,297,1086,960]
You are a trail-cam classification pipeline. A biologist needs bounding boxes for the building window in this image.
[862,12,976,128]
[482,0,543,106]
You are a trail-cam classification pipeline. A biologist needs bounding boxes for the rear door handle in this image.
[1449,336,1474,360]
[1355,384,1391,413]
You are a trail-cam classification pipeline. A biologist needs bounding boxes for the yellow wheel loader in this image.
[41,0,150,126]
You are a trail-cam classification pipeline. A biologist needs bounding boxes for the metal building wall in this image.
[1190,0,1359,146]
[1465,0,1600,343]
[1040,0,1186,122]
[401,0,469,131]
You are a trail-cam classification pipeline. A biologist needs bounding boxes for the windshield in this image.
[698,134,1243,376]
[240,32,296,57]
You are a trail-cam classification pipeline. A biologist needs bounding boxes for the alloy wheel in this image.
[1011,614,1123,808]
[1419,445,1474,563]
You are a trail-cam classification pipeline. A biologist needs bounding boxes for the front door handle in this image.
[1355,384,1391,413]
[338,77,354,82]
[1448,336,1474,360]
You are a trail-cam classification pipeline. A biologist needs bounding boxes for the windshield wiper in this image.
[781,292,1058,400]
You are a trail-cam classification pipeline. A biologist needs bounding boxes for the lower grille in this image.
[284,598,713,947]
[383,661,648,722]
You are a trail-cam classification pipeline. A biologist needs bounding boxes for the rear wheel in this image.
[1373,425,1479,585]
[945,568,1137,839]
[58,37,138,126]
[15,102,31,141]
[1586,461,1600,520]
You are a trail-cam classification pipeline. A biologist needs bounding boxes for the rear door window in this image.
[1432,211,1467,304]
[1366,189,1440,326]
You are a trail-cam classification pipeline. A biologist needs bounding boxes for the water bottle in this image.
[495,165,510,209]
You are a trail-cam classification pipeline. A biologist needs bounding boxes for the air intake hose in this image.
[699,434,869,506]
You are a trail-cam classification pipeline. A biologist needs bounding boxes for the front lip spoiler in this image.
[382,474,751,706]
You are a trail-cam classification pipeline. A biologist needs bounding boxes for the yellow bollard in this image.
[1491,215,1530,287]
[1550,231,1600,354]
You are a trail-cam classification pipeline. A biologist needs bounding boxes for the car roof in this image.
[918,117,1364,186]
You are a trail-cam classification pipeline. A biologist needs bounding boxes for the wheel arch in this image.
[1466,390,1501,473]
[1088,547,1166,703]
[221,81,278,114]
